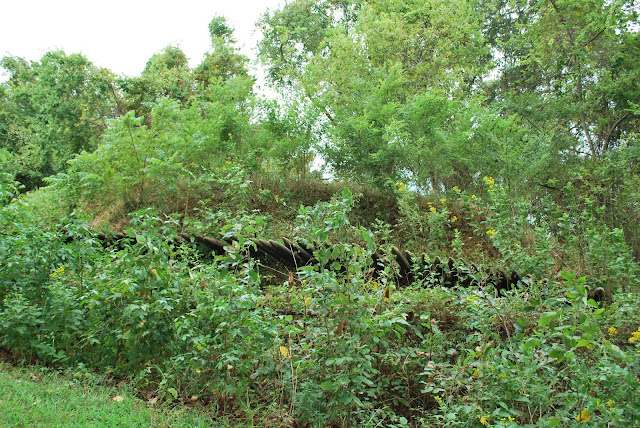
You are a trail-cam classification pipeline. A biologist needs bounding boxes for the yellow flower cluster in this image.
[486,229,496,236]
[478,414,490,426]
[483,176,495,186]
[608,327,618,337]
[440,198,446,204]
[606,399,616,411]
[576,409,591,422]
[483,176,498,193]
[215,160,239,172]
[49,266,64,278]
[395,181,406,192]
[500,416,516,422]
[629,326,640,344]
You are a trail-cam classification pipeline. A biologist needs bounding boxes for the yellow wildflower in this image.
[486,229,496,236]
[608,327,618,337]
[629,327,640,344]
[440,198,446,204]
[49,266,65,278]
[483,176,495,186]
[430,206,437,212]
[451,215,457,222]
[576,409,591,423]
[279,346,291,359]
[478,414,490,426]
[471,194,477,199]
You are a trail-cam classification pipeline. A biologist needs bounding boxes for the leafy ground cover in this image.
[2,173,640,426]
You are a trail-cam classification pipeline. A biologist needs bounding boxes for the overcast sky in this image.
[0,0,283,79]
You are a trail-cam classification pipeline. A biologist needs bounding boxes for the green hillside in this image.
[1,1,640,426]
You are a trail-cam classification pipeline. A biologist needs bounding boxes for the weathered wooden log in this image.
[591,287,605,303]
[509,270,521,287]
[91,231,545,298]
[283,237,312,263]
[432,257,443,276]
[269,239,302,267]
[442,257,455,286]
[297,240,314,256]
[245,237,266,257]
[194,235,229,255]
[405,250,415,263]
[393,246,412,275]
[258,239,281,260]
[493,270,510,293]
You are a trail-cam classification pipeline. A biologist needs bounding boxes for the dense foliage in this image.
[1,4,640,427]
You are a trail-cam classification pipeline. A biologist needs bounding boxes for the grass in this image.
[0,362,220,427]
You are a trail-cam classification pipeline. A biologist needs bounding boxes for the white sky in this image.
[0,0,283,79]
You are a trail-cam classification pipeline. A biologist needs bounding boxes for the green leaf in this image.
[549,346,565,362]
[560,271,573,281]
[604,341,632,362]
[342,186,352,201]
[538,311,558,327]
[524,338,541,351]
[319,380,334,391]
[575,339,592,348]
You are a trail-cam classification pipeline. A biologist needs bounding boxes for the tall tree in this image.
[259,0,492,189]
[118,45,193,121]
[194,16,251,87]
[484,0,640,158]
[0,51,116,189]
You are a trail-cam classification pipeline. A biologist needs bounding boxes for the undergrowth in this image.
[1,173,640,426]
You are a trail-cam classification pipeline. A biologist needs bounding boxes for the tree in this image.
[119,45,194,121]
[483,0,640,158]
[259,0,491,189]
[254,97,320,180]
[0,51,116,189]
[195,16,252,92]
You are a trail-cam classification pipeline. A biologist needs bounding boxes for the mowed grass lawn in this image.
[0,363,219,427]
